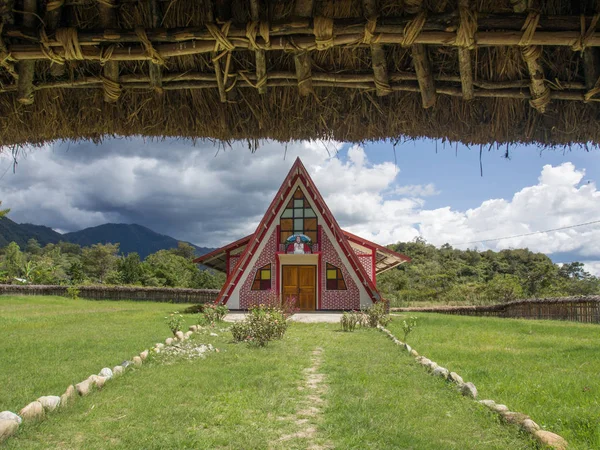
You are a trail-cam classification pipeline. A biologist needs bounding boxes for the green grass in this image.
[1,296,534,449]
[388,313,600,450]
[0,295,193,412]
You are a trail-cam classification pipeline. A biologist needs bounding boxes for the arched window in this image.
[280,187,318,244]
[251,264,271,291]
[326,263,346,290]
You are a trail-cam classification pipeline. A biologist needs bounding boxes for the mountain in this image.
[0,217,62,248]
[0,219,213,259]
[63,223,213,259]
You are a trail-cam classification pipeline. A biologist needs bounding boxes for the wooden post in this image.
[17,0,36,104]
[98,0,120,103]
[148,0,162,92]
[250,0,267,94]
[406,0,436,108]
[294,0,313,96]
[363,0,391,96]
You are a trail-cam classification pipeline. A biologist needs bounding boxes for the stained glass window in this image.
[280,187,318,244]
[251,264,271,290]
[326,263,346,290]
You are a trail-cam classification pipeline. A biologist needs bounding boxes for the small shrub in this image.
[340,311,360,332]
[402,316,418,342]
[182,304,204,314]
[66,286,80,300]
[364,302,391,327]
[165,311,184,336]
[205,304,228,323]
[231,305,288,347]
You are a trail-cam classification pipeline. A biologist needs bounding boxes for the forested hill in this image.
[377,238,600,307]
[0,219,212,259]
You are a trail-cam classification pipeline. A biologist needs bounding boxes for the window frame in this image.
[325,263,347,290]
[251,263,272,291]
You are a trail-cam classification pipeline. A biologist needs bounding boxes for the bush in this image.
[401,316,418,342]
[165,311,184,336]
[203,304,228,324]
[364,302,391,327]
[340,311,361,332]
[66,285,80,300]
[231,305,288,347]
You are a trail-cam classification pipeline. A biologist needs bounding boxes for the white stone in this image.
[427,361,439,371]
[155,343,164,349]
[113,366,124,377]
[133,356,142,367]
[491,404,509,413]
[76,379,92,396]
[210,332,218,337]
[404,343,412,352]
[461,382,478,399]
[189,325,198,332]
[410,349,419,357]
[37,396,61,412]
[60,385,76,407]
[175,331,184,340]
[478,399,496,409]
[185,331,193,338]
[432,367,449,378]
[99,368,113,379]
[19,402,44,421]
[165,338,174,346]
[0,419,19,442]
[0,412,21,425]
[140,350,149,360]
[448,372,464,384]
[522,419,541,433]
[534,430,568,450]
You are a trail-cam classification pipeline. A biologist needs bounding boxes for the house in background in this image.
[194,158,410,310]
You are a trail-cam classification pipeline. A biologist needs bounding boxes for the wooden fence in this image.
[392,296,600,324]
[0,284,220,304]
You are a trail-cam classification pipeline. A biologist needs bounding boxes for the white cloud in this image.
[582,261,600,277]
[1,140,599,268]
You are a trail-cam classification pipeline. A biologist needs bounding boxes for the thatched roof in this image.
[2,0,600,147]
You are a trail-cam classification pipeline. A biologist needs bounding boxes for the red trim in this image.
[372,253,376,283]
[317,251,322,310]
[342,230,411,263]
[193,234,252,264]
[225,250,230,276]
[275,253,280,299]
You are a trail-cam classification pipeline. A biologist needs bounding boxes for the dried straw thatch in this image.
[2,0,600,147]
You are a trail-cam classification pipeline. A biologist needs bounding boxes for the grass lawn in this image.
[1,296,533,449]
[388,313,600,450]
[0,295,194,412]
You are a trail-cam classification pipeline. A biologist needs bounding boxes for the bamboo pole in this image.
[44,0,65,77]
[457,0,474,100]
[294,0,314,96]
[250,0,267,95]
[98,0,120,103]
[148,0,162,92]
[363,0,391,97]
[16,0,36,105]
[406,0,436,108]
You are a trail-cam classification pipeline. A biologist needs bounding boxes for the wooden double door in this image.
[282,265,316,311]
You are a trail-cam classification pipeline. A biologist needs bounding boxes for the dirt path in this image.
[273,347,331,449]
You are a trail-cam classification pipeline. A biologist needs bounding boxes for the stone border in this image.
[376,325,568,450]
[0,324,208,444]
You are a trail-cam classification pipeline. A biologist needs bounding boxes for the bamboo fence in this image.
[392,296,600,324]
[0,284,220,303]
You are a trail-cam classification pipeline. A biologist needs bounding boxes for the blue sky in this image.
[1,138,599,275]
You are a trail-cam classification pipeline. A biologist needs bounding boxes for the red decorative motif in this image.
[228,255,239,274]
[358,255,374,281]
[320,231,360,310]
[239,228,278,308]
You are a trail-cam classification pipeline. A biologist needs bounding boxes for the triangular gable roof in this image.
[210,157,384,305]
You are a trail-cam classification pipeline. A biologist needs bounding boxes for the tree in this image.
[170,242,197,260]
[81,243,119,283]
[26,238,42,256]
[0,200,9,218]
[2,242,23,278]
[118,252,143,285]
[143,250,197,287]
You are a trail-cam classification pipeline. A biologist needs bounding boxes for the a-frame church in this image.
[194,158,410,311]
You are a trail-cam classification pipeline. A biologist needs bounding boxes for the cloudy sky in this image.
[1,137,600,275]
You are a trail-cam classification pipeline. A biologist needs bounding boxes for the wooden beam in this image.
[294,0,313,97]
[250,0,267,94]
[98,0,120,103]
[363,0,391,97]
[17,0,36,105]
